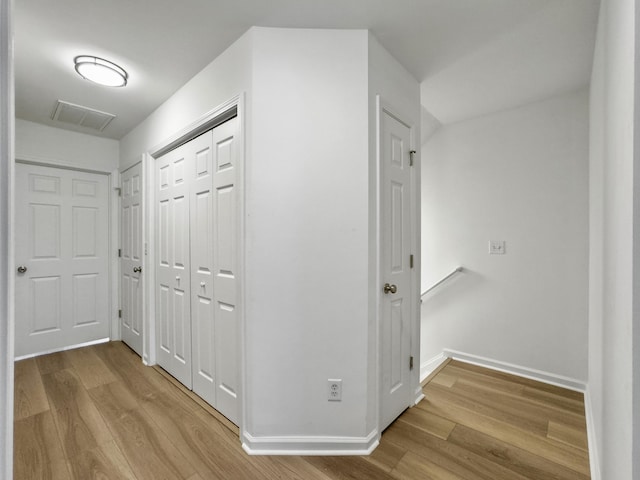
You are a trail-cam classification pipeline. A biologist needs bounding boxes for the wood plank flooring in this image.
[14,342,591,479]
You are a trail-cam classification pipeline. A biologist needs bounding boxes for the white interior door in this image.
[380,108,414,431]
[155,116,239,424]
[190,131,216,405]
[121,162,143,356]
[157,142,193,388]
[191,117,239,423]
[15,163,110,358]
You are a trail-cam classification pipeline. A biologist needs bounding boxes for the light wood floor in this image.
[14,341,590,479]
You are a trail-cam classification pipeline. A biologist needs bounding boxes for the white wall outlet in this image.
[327,379,342,401]
[489,240,506,255]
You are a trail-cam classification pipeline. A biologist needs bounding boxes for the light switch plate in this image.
[489,240,506,255]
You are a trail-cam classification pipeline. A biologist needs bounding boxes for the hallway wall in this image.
[420,89,589,382]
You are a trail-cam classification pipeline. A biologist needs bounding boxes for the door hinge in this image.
[410,254,414,269]
[409,150,416,167]
[410,356,414,370]
[118,248,121,258]
[114,187,121,197]
[118,309,122,318]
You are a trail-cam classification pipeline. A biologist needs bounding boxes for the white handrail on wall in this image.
[421,267,464,299]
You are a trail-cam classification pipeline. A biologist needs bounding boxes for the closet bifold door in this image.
[191,119,240,424]
[189,130,217,406]
[156,138,196,388]
[208,118,239,423]
[155,116,240,425]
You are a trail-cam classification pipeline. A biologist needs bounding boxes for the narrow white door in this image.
[121,162,143,356]
[15,163,110,358]
[190,131,216,405]
[380,109,414,431]
[157,143,193,387]
[191,117,238,423]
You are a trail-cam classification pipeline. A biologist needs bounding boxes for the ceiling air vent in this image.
[51,100,116,132]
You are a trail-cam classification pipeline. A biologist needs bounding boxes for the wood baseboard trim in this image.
[241,430,379,456]
[442,349,587,392]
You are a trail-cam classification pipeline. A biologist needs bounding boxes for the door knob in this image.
[383,283,397,294]
[133,266,142,273]
[17,265,27,274]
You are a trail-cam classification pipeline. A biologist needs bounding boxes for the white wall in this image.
[0,0,13,477]
[15,119,119,172]
[421,89,589,382]
[588,0,637,478]
[245,27,371,443]
[119,31,253,169]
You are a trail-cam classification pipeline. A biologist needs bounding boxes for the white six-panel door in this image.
[380,109,414,431]
[121,162,143,356]
[207,119,239,422]
[189,132,216,404]
[15,163,109,358]
[156,117,239,424]
[157,142,193,387]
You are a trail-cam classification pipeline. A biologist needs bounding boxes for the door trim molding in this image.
[375,95,421,432]
[15,156,115,175]
[149,98,239,158]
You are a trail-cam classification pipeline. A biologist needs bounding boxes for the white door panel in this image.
[156,145,192,388]
[121,162,143,356]
[212,119,239,423]
[380,109,413,431]
[191,131,216,407]
[15,163,109,357]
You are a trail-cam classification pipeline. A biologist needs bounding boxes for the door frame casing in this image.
[375,95,422,434]
[144,93,246,427]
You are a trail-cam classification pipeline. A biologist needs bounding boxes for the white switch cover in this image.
[489,240,506,255]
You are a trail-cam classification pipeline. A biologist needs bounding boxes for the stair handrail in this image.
[421,267,463,298]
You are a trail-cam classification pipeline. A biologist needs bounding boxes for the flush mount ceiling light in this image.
[74,55,128,87]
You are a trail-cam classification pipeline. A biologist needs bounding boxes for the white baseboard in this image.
[583,387,601,480]
[14,337,110,361]
[241,429,379,456]
[443,349,587,392]
[420,352,448,383]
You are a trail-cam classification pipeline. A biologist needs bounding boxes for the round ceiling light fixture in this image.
[74,55,128,87]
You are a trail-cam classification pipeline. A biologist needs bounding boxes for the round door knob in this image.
[17,265,27,274]
[133,266,142,273]
[383,283,397,294]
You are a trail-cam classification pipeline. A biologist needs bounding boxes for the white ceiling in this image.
[15,0,600,140]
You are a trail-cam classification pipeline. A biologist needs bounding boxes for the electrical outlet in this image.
[327,379,342,401]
